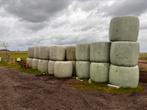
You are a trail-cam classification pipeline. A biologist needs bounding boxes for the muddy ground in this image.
[0,67,147,110]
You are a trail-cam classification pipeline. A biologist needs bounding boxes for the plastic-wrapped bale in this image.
[109,16,139,41]
[26,58,32,67]
[34,47,40,58]
[76,44,89,61]
[66,46,76,61]
[32,59,39,69]
[110,42,139,66]
[48,60,55,75]
[76,61,90,79]
[50,46,65,61]
[90,63,109,83]
[54,61,73,78]
[28,47,34,58]
[39,46,49,60]
[37,60,48,73]
[90,42,110,62]
[109,64,139,88]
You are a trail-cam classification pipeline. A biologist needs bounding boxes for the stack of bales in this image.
[76,44,90,79]
[109,16,140,88]
[65,46,76,76]
[90,42,110,83]
[49,46,73,78]
[27,47,35,68]
[37,46,49,73]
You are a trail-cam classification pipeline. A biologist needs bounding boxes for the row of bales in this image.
[27,16,140,88]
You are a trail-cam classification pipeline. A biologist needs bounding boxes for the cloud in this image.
[104,0,147,16]
[1,0,72,23]
[0,0,146,52]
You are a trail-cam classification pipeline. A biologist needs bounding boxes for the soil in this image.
[139,60,147,83]
[0,67,147,110]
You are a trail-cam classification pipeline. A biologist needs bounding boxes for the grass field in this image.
[139,53,147,60]
[0,51,28,60]
[0,51,43,76]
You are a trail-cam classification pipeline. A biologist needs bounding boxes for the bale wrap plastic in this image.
[90,63,109,82]
[110,42,139,66]
[109,64,139,88]
[109,16,139,41]
[90,42,110,62]
[76,44,89,61]
[76,61,90,79]
[54,61,73,78]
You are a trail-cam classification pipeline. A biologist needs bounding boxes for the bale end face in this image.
[109,16,139,41]
[90,63,109,83]
[54,61,73,78]
[110,42,139,66]
[109,64,139,88]
[76,44,89,61]
[90,42,110,62]
[76,61,90,79]
[37,60,48,73]
[50,46,65,61]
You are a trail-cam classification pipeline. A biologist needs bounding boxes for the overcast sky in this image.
[0,0,147,52]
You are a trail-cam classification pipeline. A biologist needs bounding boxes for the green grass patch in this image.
[0,61,43,76]
[139,53,147,60]
[70,80,144,94]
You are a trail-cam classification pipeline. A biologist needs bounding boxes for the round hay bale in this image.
[110,42,139,66]
[26,58,32,67]
[65,46,76,61]
[48,60,55,75]
[39,46,49,60]
[32,59,39,69]
[90,42,110,62]
[37,60,48,73]
[28,47,34,58]
[76,44,89,61]
[109,16,139,41]
[54,61,73,78]
[90,63,109,83]
[109,64,139,88]
[49,46,65,61]
[76,61,90,79]
[34,47,40,58]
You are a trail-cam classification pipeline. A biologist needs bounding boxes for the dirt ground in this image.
[0,67,147,110]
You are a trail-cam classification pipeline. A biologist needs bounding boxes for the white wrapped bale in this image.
[66,46,76,61]
[109,16,139,41]
[26,58,32,67]
[34,47,40,58]
[37,60,48,73]
[32,59,39,69]
[39,46,49,60]
[109,64,139,88]
[48,60,55,75]
[90,42,110,62]
[50,46,65,61]
[54,61,73,78]
[28,47,34,58]
[110,42,139,66]
[76,44,89,61]
[76,61,90,79]
[90,63,109,83]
